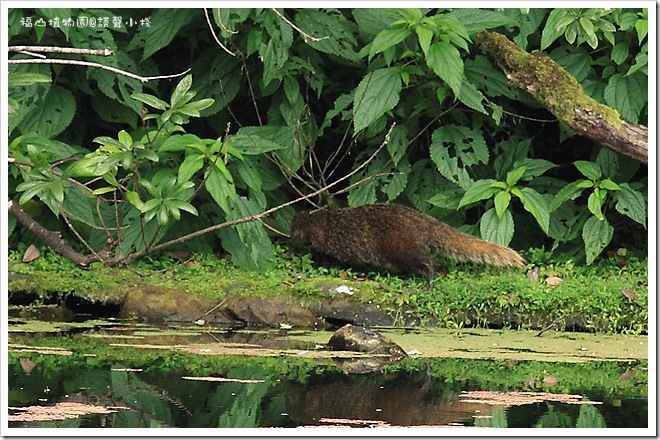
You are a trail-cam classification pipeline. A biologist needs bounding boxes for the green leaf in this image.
[582,216,613,265]
[415,25,434,56]
[229,128,288,155]
[494,191,511,219]
[541,9,570,50]
[574,161,602,180]
[516,187,550,234]
[205,166,237,213]
[426,41,463,97]
[635,16,648,43]
[604,72,647,123]
[550,180,587,211]
[17,85,75,137]
[64,155,116,178]
[8,72,51,87]
[92,187,117,195]
[131,92,169,110]
[610,42,629,65]
[294,9,359,62]
[353,68,401,134]
[456,78,487,114]
[171,75,193,108]
[178,153,205,184]
[429,125,488,188]
[615,183,646,227]
[369,25,411,60]
[587,190,605,221]
[480,207,514,246]
[446,9,516,34]
[458,179,498,208]
[130,9,196,60]
[506,166,526,186]
[126,191,144,210]
[347,178,377,206]
[598,178,621,191]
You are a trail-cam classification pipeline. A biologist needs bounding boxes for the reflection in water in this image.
[7,359,647,428]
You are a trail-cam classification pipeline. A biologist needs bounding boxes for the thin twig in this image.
[203,8,236,57]
[8,59,190,83]
[270,8,329,43]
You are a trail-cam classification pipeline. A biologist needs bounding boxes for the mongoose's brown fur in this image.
[290,204,525,288]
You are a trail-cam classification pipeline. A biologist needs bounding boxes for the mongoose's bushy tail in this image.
[427,222,526,268]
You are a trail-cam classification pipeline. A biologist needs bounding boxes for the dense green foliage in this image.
[8,8,648,271]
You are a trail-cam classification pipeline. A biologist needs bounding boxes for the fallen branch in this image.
[477,31,648,165]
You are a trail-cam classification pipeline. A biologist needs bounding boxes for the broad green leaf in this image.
[294,9,359,62]
[587,190,605,221]
[574,161,602,180]
[178,153,205,184]
[353,68,401,134]
[8,72,51,87]
[582,216,613,265]
[456,78,487,114]
[541,9,570,50]
[415,25,434,56]
[205,166,237,212]
[229,130,287,155]
[494,191,511,219]
[506,166,526,186]
[347,178,377,207]
[426,41,463,97]
[126,191,144,210]
[604,72,647,123]
[610,42,629,65]
[17,180,49,205]
[635,15,648,43]
[480,207,514,246]
[550,180,587,211]
[517,187,550,234]
[446,9,516,34]
[130,9,196,60]
[369,26,411,60]
[615,183,646,227]
[17,85,75,137]
[131,92,169,110]
[598,178,621,191]
[458,179,498,208]
[517,158,555,180]
[64,155,116,178]
[170,75,192,107]
[430,125,488,188]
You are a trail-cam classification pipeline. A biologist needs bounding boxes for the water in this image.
[7,342,648,429]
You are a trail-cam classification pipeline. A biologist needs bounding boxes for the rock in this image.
[221,297,323,328]
[326,324,407,373]
[118,285,323,328]
[327,324,406,357]
[118,285,236,325]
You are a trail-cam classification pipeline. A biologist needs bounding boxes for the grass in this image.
[7,246,648,334]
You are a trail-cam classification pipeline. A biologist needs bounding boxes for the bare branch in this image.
[8,58,190,83]
[203,8,236,57]
[9,45,114,56]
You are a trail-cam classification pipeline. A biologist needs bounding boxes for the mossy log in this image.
[477,31,647,165]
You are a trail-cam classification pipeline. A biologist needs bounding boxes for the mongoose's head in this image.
[289,209,328,250]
